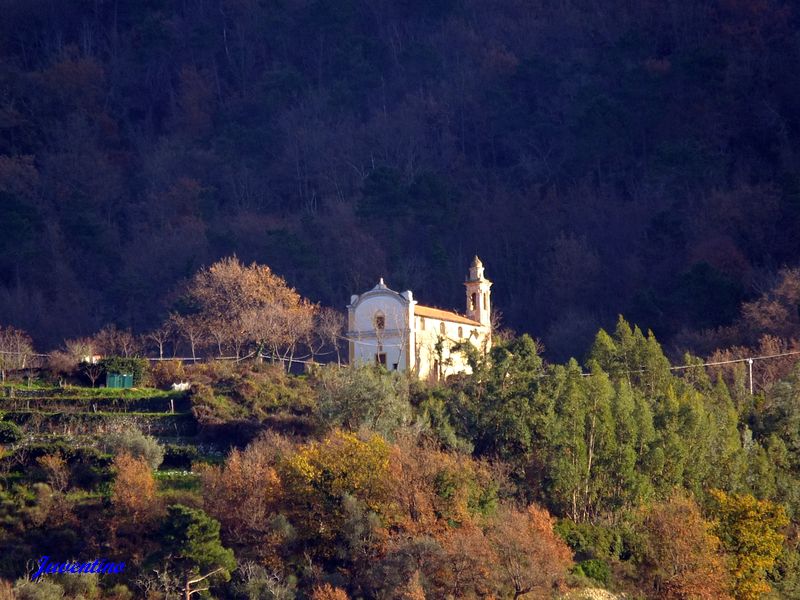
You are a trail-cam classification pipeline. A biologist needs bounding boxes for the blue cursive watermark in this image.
[32,556,125,581]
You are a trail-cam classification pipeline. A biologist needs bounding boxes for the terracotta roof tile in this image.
[414,305,483,327]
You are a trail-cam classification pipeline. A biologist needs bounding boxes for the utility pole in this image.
[748,358,754,395]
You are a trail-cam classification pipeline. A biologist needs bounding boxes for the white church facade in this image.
[347,257,492,381]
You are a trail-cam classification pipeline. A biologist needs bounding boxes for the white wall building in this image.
[347,257,492,381]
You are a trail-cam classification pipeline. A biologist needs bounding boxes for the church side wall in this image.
[414,316,488,381]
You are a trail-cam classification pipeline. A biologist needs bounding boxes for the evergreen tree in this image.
[158,505,236,600]
[608,382,651,511]
[547,360,589,521]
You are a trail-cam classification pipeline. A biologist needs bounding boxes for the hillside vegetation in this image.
[0,318,799,598]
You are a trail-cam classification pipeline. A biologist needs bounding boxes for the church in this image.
[347,257,492,381]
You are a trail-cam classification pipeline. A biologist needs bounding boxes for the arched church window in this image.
[439,322,446,334]
[420,317,426,330]
[458,326,463,338]
[470,293,477,310]
[375,313,385,330]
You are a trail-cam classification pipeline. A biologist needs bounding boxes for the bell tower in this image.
[465,256,492,328]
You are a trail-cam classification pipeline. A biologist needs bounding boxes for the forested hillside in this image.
[2,0,800,357]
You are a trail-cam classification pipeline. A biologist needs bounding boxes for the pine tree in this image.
[158,505,236,600]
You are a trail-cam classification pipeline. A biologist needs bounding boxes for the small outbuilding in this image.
[106,372,134,389]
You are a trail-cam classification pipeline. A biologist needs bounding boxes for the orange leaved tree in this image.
[640,493,732,599]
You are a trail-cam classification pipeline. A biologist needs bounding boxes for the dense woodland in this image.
[5,1,800,598]
[2,0,800,358]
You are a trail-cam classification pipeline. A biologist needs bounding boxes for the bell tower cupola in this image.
[465,256,492,328]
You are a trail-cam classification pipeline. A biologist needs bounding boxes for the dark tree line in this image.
[1,0,799,359]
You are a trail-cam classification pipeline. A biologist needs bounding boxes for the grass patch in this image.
[65,489,104,503]
[2,384,181,399]
[4,410,190,418]
[155,470,201,493]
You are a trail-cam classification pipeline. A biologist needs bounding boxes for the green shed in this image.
[106,373,134,389]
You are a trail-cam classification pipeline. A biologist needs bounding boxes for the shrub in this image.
[163,444,200,469]
[577,558,611,585]
[69,447,112,489]
[51,572,99,599]
[0,421,22,444]
[7,440,72,469]
[311,584,349,600]
[313,364,412,437]
[98,357,150,386]
[231,365,316,417]
[158,488,204,510]
[231,563,297,600]
[101,429,164,470]
[13,579,64,600]
[151,360,187,389]
[189,384,241,424]
[554,519,623,561]
[106,584,133,600]
[187,361,236,386]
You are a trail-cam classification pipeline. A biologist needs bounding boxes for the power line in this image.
[668,349,800,370]
[4,346,800,369]
[4,342,800,394]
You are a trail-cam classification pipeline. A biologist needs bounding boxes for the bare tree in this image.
[47,350,76,387]
[95,324,141,357]
[37,454,69,493]
[248,299,316,369]
[64,338,92,361]
[490,309,514,344]
[83,361,104,388]
[170,314,205,362]
[64,337,103,387]
[0,326,34,382]
[148,321,174,360]
[316,307,345,365]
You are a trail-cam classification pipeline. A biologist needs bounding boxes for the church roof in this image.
[415,304,483,327]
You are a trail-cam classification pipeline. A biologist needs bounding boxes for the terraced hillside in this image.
[0,383,212,476]
[0,384,194,437]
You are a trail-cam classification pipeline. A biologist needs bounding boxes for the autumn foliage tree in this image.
[710,490,789,600]
[486,504,573,599]
[279,430,393,552]
[436,525,497,598]
[199,437,287,567]
[112,453,160,526]
[310,584,349,600]
[389,433,501,538]
[180,257,317,366]
[640,494,732,599]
